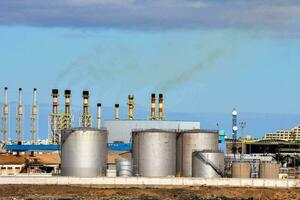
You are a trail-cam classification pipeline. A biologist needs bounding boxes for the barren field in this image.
[0,185,299,200]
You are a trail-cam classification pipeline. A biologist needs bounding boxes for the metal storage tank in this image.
[61,127,108,177]
[116,159,133,177]
[259,162,279,179]
[132,129,177,177]
[192,150,224,178]
[176,129,219,177]
[231,161,251,178]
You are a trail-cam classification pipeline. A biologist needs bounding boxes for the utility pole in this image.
[232,109,238,159]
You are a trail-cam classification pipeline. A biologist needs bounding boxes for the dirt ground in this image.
[0,185,299,200]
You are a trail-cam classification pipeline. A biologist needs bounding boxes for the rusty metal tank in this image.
[231,161,251,178]
[192,150,224,178]
[61,127,108,177]
[176,129,219,177]
[259,162,280,179]
[132,129,177,177]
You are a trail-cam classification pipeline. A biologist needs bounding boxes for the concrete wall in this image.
[0,176,299,188]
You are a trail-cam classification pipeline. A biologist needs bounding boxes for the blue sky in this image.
[0,0,300,140]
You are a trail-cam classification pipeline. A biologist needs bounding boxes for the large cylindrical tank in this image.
[231,161,251,178]
[259,162,279,179]
[132,129,176,177]
[61,128,108,177]
[116,159,133,177]
[192,150,224,178]
[176,129,219,177]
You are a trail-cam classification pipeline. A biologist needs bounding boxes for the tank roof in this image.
[132,128,177,133]
[180,129,219,134]
[62,127,108,133]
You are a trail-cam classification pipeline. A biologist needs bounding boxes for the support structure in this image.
[30,88,38,144]
[16,88,23,144]
[1,87,9,144]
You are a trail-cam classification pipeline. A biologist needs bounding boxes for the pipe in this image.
[52,89,59,114]
[128,95,134,120]
[97,103,101,129]
[115,104,120,120]
[158,93,164,120]
[150,93,156,120]
[64,90,71,114]
[82,90,89,114]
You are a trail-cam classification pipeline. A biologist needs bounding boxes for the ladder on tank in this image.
[195,152,224,177]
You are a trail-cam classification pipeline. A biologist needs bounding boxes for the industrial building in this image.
[104,120,200,142]
[1,87,299,181]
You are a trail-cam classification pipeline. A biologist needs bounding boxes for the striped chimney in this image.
[82,90,89,114]
[158,93,164,120]
[128,95,134,120]
[52,89,59,114]
[150,93,156,120]
[64,90,71,114]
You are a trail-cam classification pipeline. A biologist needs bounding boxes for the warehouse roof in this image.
[0,155,26,165]
[0,154,60,165]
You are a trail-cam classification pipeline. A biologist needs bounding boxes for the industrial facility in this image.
[0,87,299,181]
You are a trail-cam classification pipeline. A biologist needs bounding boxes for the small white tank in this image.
[116,159,132,177]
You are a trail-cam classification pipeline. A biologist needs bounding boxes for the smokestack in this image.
[128,95,134,120]
[115,104,120,120]
[97,103,101,129]
[3,87,8,116]
[82,90,89,114]
[64,90,71,114]
[4,87,8,105]
[31,88,38,144]
[158,94,164,120]
[16,88,23,143]
[52,89,59,114]
[18,88,22,106]
[2,87,9,144]
[81,90,91,127]
[150,93,156,120]
[32,88,37,111]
